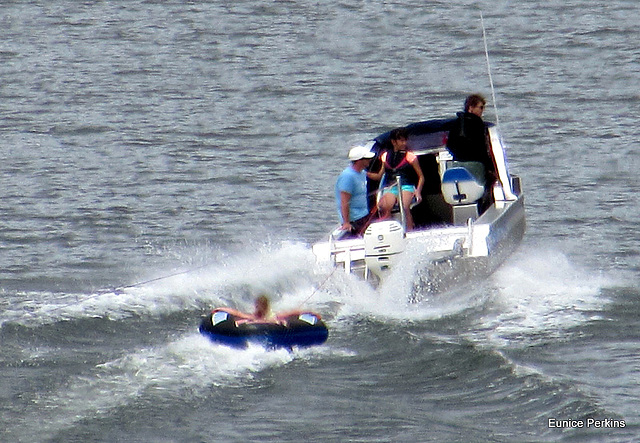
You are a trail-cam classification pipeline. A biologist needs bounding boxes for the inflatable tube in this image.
[199,308,328,349]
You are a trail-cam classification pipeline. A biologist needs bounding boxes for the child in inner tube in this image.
[252,295,271,320]
[221,295,305,325]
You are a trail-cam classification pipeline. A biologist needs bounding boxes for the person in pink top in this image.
[369,127,425,231]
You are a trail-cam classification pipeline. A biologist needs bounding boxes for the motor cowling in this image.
[363,220,405,278]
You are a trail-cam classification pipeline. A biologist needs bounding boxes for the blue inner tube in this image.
[199,310,329,349]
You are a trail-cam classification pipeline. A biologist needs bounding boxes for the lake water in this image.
[1,0,639,441]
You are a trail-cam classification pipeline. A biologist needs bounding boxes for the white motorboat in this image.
[312,118,525,294]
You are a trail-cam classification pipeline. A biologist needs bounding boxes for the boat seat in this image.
[387,195,418,214]
[441,167,485,206]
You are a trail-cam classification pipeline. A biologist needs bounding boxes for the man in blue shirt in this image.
[335,145,376,237]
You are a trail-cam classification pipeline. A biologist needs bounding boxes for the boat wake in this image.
[0,241,322,328]
[318,241,616,352]
[467,245,614,348]
[0,240,617,440]
[0,240,351,440]
[2,239,612,339]
[4,332,343,441]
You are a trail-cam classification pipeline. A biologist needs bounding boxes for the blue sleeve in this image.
[336,171,355,195]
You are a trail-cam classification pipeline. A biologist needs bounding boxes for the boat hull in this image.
[409,196,525,296]
[314,193,525,293]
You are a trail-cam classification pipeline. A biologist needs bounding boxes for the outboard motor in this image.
[363,220,405,279]
[441,167,485,225]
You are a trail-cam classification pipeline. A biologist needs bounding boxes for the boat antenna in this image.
[480,11,500,127]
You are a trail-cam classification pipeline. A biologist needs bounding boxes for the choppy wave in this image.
[470,246,613,347]
[2,240,614,347]
[3,333,303,441]
[0,239,632,442]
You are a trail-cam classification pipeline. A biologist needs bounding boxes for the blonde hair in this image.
[254,295,270,319]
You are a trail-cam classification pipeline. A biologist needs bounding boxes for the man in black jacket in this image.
[446,94,496,210]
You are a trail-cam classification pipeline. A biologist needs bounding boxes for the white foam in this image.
[317,239,490,322]
[2,241,616,348]
[468,247,613,347]
[0,241,319,327]
[1,242,619,440]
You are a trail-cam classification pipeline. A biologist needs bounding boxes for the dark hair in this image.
[389,127,409,141]
[464,94,486,111]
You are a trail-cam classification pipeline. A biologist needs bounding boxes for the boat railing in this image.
[394,174,407,231]
[376,173,414,232]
